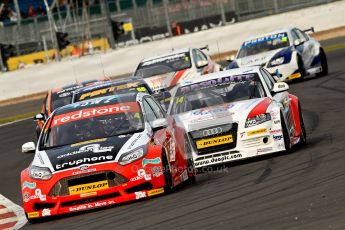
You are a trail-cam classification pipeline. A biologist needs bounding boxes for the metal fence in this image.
[0,0,340,55]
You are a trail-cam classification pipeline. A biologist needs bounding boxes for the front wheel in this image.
[317,49,328,77]
[299,105,307,146]
[162,152,174,193]
[297,55,306,81]
[281,116,292,153]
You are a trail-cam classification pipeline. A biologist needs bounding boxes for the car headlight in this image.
[245,113,271,128]
[270,57,285,66]
[118,147,146,166]
[29,166,52,180]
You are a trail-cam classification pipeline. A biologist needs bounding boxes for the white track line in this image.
[0,194,27,230]
[0,118,31,128]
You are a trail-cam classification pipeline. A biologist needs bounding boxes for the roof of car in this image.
[140,48,191,63]
[243,27,293,42]
[178,66,261,87]
[51,79,106,94]
[73,77,147,94]
[56,93,140,114]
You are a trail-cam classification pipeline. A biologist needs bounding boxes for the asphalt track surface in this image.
[1,37,345,229]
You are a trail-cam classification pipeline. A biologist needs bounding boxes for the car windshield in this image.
[51,93,73,111]
[74,83,151,102]
[169,73,265,115]
[237,32,290,58]
[41,101,144,148]
[135,52,191,78]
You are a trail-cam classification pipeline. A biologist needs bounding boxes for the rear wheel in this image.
[317,49,328,77]
[162,151,174,193]
[297,55,306,81]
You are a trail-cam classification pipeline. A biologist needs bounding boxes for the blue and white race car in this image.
[227,27,328,81]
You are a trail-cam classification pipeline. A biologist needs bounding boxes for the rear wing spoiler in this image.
[200,45,209,51]
[303,27,315,33]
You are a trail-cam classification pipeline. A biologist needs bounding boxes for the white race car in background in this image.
[168,67,306,169]
[134,46,221,92]
[228,27,328,81]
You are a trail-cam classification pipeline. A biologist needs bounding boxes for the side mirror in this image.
[33,113,46,122]
[153,91,171,112]
[22,142,36,154]
[272,82,289,94]
[294,39,304,47]
[150,118,168,131]
[196,60,208,68]
[226,54,235,63]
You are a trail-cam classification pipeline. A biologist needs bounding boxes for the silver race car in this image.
[228,27,328,81]
[168,67,306,169]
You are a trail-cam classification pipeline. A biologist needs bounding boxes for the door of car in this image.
[292,28,314,69]
[261,68,294,136]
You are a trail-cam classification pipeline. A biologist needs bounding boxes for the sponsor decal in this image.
[142,53,187,66]
[51,102,139,127]
[69,180,109,195]
[127,134,142,150]
[56,155,114,170]
[147,188,164,197]
[56,85,81,94]
[288,73,302,80]
[240,132,245,138]
[202,127,223,137]
[142,157,161,167]
[79,82,140,100]
[71,138,107,147]
[24,189,46,202]
[181,170,188,182]
[72,165,97,175]
[130,169,152,182]
[247,128,267,136]
[42,208,51,217]
[274,120,280,124]
[194,153,243,167]
[59,92,71,98]
[196,135,233,149]
[273,135,283,141]
[71,96,119,109]
[80,192,97,198]
[27,212,39,219]
[270,129,282,134]
[181,75,255,93]
[37,153,44,165]
[68,200,116,212]
[23,181,36,190]
[135,191,146,200]
[151,166,163,177]
[243,33,288,46]
[257,147,273,154]
[192,104,234,116]
[58,144,114,159]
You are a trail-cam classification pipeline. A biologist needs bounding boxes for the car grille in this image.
[49,170,128,197]
[189,123,238,155]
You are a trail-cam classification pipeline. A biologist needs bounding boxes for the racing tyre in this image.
[162,151,174,193]
[187,159,196,185]
[298,104,307,146]
[317,49,328,77]
[281,115,292,152]
[297,56,306,81]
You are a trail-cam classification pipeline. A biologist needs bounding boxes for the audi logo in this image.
[202,127,223,137]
